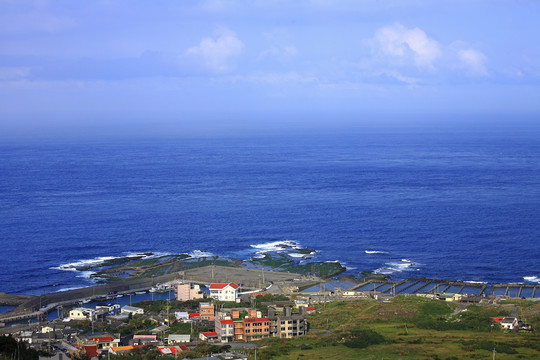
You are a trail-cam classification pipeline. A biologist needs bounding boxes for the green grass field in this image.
[247,296,540,359]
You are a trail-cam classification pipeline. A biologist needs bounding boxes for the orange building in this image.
[243,317,270,341]
[199,302,214,321]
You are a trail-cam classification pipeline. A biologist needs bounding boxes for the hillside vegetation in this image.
[249,296,540,359]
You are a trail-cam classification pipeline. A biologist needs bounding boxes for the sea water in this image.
[1,127,539,295]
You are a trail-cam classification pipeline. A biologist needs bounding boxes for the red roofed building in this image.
[199,331,218,341]
[157,345,188,355]
[305,306,316,314]
[209,283,239,302]
[83,345,99,358]
[215,314,235,342]
[87,335,119,351]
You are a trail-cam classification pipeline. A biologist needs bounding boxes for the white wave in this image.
[77,271,97,279]
[365,250,388,254]
[523,276,540,284]
[250,240,301,252]
[464,280,487,284]
[53,252,154,272]
[55,285,87,292]
[373,259,417,275]
[186,250,214,258]
[325,260,340,263]
[54,256,119,271]
[51,266,79,272]
[373,268,394,275]
[288,253,305,258]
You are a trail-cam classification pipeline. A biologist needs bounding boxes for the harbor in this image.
[2,264,539,328]
[0,265,318,326]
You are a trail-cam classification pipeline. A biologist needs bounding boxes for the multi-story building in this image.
[209,283,239,302]
[199,302,215,321]
[214,315,235,342]
[268,307,307,339]
[216,309,271,342]
[175,283,204,301]
[243,317,270,341]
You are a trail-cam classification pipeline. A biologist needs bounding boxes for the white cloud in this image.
[185,28,244,73]
[257,28,299,63]
[243,71,317,85]
[383,70,419,86]
[0,67,31,80]
[257,45,299,62]
[365,23,490,82]
[371,23,441,68]
[458,49,488,76]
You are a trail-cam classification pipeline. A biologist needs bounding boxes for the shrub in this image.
[343,329,386,349]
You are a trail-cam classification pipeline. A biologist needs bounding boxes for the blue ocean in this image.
[1,126,539,296]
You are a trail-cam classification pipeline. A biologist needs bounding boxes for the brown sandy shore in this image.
[0,266,318,322]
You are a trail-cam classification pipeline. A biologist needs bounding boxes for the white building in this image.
[69,308,97,321]
[501,317,518,330]
[121,305,144,315]
[175,312,189,321]
[96,304,120,313]
[167,334,191,344]
[209,283,239,302]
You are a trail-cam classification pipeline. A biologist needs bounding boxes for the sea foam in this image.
[523,276,540,284]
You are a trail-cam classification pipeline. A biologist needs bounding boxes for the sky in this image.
[1,0,539,138]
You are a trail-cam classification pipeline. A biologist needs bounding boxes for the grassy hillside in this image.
[250,296,540,359]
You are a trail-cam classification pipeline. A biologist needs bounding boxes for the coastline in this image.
[2,263,540,327]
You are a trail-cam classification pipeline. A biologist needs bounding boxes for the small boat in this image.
[79,299,91,304]
[135,291,146,295]
[115,294,124,298]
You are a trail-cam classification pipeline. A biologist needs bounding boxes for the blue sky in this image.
[1,0,539,138]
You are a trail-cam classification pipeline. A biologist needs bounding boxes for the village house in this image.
[501,317,519,330]
[214,313,235,342]
[85,335,120,351]
[199,302,215,321]
[157,345,188,355]
[209,283,239,302]
[175,311,189,322]
[176,283,205,301]
[69,308,97,321]
[120,305,144,315]
[438,293,462,302]
[199,331,218,342]
[167,334,191,344]
[305,306,316,315]
[132,334,158,345]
